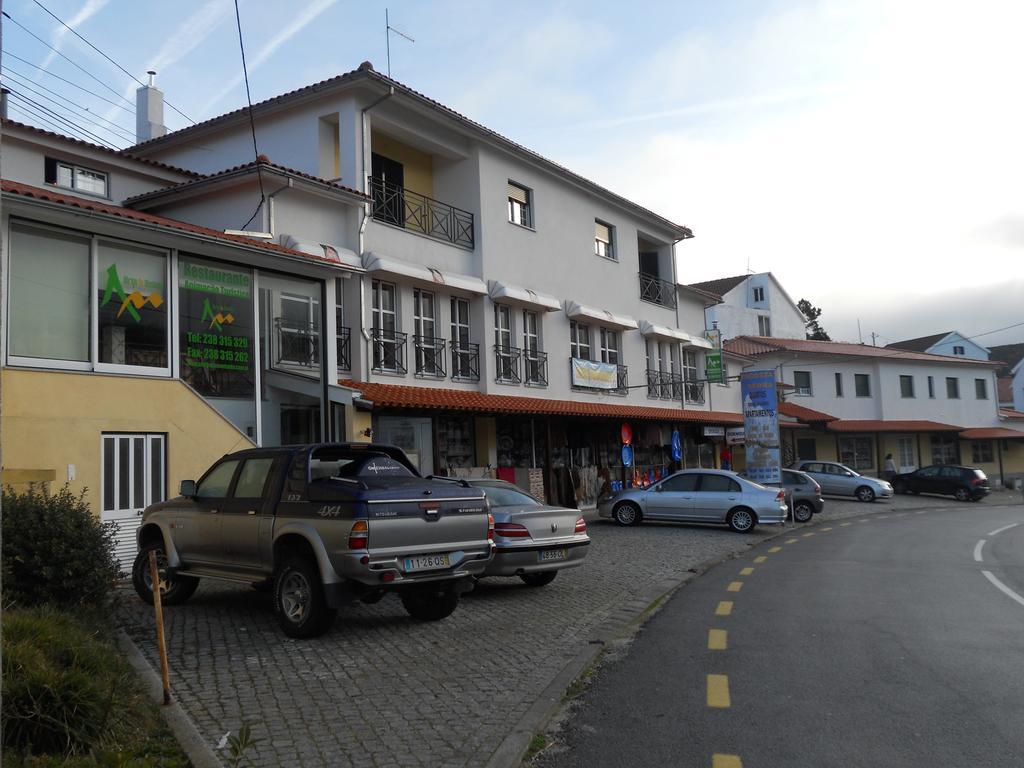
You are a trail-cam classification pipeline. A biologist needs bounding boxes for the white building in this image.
[687,272,807,340]
[886,330,989,361]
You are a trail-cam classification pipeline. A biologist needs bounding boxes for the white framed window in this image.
[371,280,398,372]
[450,297,474,379]
[494,304,515,382]
[46,157,109,197]
[522,310,539,353]
[752,286,765,303]
[413,289,438,376]
[594,220,615,260]
[899,375,915,398]
[971,441,993,463]
[794,370,812,395]
[953,345,965,355]
[599,328,619,364]
[757,315,771,335]
[839,436,874,471]
[570,321,591,360]
[946,377,960,399]
[507,181,532,227]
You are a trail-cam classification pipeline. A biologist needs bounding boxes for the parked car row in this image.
[132,443,590,638]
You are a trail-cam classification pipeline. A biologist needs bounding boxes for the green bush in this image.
[2,485,119,610]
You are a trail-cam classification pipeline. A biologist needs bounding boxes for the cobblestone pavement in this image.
[117,490,1018,767]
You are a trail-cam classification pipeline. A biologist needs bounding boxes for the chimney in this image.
[135,70,166,143]
[1,88,9,120]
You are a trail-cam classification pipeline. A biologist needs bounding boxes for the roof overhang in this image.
[826,420,963,433]
[280,235,362,272]
[362,251,486,295]
[960,427,1024,440]
[487,280,560,311]
[638,320,713,348]
[565,301,638,331]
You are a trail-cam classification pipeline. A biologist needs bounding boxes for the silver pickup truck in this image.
[131,443,493,638]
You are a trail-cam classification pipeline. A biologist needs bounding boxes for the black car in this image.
[890,465,990,502]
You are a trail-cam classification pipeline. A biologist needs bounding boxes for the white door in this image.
[897,436,916,473]
[101,434,166,572]
[374,416,434,476]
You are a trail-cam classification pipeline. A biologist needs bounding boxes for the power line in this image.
[2,51,135,112]
[7,96,114,147]
[6,88,119,149]
[30,0,195,126]
[233,0,266,231]
[8,101,81,137]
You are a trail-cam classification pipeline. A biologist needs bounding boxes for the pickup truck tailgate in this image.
[364,482,489,556]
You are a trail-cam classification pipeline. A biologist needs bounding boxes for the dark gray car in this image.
[781,468,825,522]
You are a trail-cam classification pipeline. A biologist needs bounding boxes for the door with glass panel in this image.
[413,289,440,376]
[101,434,166,571]
[371,281,398,371]
[451,297,473,379]
[494,304,515,382]
[523,309,542,384]
[896,436,916,473]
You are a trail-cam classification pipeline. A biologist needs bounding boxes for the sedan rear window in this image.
[478,485,540,507]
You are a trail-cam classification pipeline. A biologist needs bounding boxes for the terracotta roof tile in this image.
[960,427,1024,439]
[778,402,836,423]
[999,408,1024,420]
[723,336,1000,366]
[826,419,962,433]
[342,380,743,425]
[2,180,352,268]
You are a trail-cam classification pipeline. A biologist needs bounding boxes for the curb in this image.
[117,630,223,768]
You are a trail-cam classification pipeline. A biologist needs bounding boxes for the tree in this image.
[798,298,831,341]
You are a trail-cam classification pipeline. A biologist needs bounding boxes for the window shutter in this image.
[507,182,528,204]
[595,221,610,243]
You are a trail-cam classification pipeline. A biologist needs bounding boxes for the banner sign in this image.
[726,427,746,445]
[571,358,619,390]
[740,370,781,485]
[704,328,723,384]
[703,426,725,438]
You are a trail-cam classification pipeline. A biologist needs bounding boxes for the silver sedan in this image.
[790,461,894,502]
[467,480,590,587]
[597,470,787,533]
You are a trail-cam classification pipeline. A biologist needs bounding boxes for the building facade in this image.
[688,272,808,340]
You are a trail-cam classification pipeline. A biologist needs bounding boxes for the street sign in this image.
[705,328,723,384]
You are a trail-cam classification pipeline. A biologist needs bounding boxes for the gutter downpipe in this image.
[358,86,396,381]
[264,178,293,236]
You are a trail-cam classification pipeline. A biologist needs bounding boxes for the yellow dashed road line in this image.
[802,532,815,538]
[754,555,767,563]
[740,567,754,576]
[840,522,852,527]
[768,546,782,553]
[715,601,733,616]
[707,674,731,707]
[713,754,743,768]
[727,581,743,592]
[708,629,728,650]
[785,538,799,544]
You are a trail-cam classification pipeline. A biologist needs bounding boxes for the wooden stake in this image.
[148,549,172,705]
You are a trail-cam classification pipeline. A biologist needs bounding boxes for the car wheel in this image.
[519,571,558,587]
[954,486,971,502]
[613,502,642,526]
[727,507,756,533]
[855,486,876,503]
[400,587,459,621]
[273,556,337,639]
[132,541,199,606]
[792,502,814,524]
[892,480,907,495]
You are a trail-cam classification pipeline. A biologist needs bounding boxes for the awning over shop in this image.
[826,419,962,433]
[960,427,1024,440]
[362,251,487,295]
[564,301,638,331]
[778,402,836,424]
[638,320,713,348]
[280,235,362,271]
[339,379,742,425]
[487,280,560,311]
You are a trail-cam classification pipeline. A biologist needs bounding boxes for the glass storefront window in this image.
[8,224,90,362]
[97,241,168,370]
[436,416,475,470]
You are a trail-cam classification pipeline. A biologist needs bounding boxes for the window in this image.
[953,345,965,356]
[97,241,169,371]
[599,328,619,364]
[757,315,771,336]
[661,474,699,492]
[839,437,874,471]
[897,437,915,469]
[855,373,871,397]
[719,361,730,387]
[413,289,439,376]
[927,375,935,398]
[507,181,532,227]
[793,370,812,395]
[45,157,108,197]
[796,438,817,460]
[371,280,398,372]
[946,377,960,399]
[594,220,615,259]
[570,321,591,360]
[834,372,844,397]
[494,304,515,382]
[752,286,765,302]
[930,435,958,465]
[899,375,915,398]
[523,309,545,385]
[975,378,988,399]
[233,458,275,497]
[683,349,703,404]
[971,441,993,463]
[522,310,539,353]
[450,297,473,379]
[196,460,240,498]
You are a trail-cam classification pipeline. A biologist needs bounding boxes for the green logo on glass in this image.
[201,298,235,332]
[100,264,163,322]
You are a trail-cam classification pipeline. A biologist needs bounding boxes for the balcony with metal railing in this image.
[336,326,351,371]
[274,318,320,370]
[494,345,522,384]
[685,380,706,405]
[523,349,549,387]
[368,176,474,250]
[646,369,683,400]
[451,342,480,382]
[639,272,678,309]
[371,328,408,375]
[413,335,447,378]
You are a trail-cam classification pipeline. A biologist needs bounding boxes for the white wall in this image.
[922,333,989,361]
[705,273,806,340]
[1014,366,1024,412]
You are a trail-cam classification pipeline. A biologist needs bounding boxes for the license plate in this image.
[539,548,567,562]
[404,553,450,572]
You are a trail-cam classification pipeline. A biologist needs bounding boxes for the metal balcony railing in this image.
[368,176,475,250]
[494,344,522,384]
[685,380,706,405]
[336,326,351,371]
[274,318,320,368]
[523,349,549,387]
[371,328,408,375]
[451,342,480,382]
[639,272,678,309]
[646,369,684,400]
[413,335,447,378]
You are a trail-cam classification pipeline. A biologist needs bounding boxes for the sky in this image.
[1,0,1022,348]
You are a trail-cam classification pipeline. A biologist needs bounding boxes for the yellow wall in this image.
[1,369,253,515]
[959,439,1024,486]
[345,406,373,443]
[789,430,837,462]
[371,131,434,198]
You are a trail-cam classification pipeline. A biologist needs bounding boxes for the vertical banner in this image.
[741,370,781,485]
[704,328,723,383]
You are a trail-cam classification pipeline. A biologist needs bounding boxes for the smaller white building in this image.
[687,272,807,340]
[886,331,989,361]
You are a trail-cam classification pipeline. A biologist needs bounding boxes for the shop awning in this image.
[826,419,962,433]
[960,427,1024,440]
[487,280,560,311]
[638,320,713,348]
[564,301,638,331]
[362,251,487,295]
[778,402,836,424]
[280,235,362,271]
[339,379,742,425]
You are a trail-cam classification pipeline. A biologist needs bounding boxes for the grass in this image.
[524,734,548,761]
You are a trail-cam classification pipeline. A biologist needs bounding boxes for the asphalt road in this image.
[538,502,1024,768]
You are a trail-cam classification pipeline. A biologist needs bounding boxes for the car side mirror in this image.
[844,471,854,477]
[180,480,196,498]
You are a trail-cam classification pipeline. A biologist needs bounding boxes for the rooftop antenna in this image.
[385,9,415,78]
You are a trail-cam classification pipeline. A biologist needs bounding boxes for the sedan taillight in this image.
[494,522,531,538]
[776,490,786,501]
[348,520,368,550]
[574,516,587,534]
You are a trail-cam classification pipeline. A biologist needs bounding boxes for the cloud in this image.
[196,0,339,119]
[38,0,111,70]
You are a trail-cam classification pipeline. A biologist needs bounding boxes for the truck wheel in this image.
[273,556,337,639]
[132,541,199,606]
[519,571,558,587]
[400,587,459,621]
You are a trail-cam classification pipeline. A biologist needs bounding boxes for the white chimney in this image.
[135,70,166,143]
